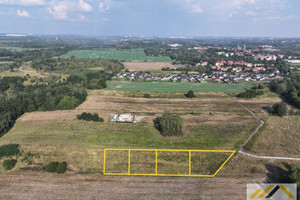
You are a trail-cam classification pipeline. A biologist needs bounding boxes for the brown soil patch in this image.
[122,61,176,70]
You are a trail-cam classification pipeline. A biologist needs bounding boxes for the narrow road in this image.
[237,101,300,161]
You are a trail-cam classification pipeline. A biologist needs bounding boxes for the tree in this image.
[97,79,107,89]
[153,113,183,137]
[185,90,196,98]
[56,96,80,110]
[270,102,287,117]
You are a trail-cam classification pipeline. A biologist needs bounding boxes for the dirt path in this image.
[237,101,300,161]
[0,171,263,200]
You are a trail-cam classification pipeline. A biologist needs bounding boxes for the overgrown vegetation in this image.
[237,86,264,99]
[2,159,16,170]
[77,112,104,122]
[270,72,300,109]
[270,102,287,117]
[153,113,183,137]
[45,161,67,173]
[0,77,87,136]
[0,144,20,159]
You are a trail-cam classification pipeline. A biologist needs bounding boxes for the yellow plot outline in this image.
[103,149,236,177]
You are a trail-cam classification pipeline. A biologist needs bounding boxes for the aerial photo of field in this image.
[107,81,252,93]
[60,49,172,62]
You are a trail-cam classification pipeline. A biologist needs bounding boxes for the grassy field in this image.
[107,81,252,93]
[244,116,300,157]
[60,49,171,62]
[0,91,269,174]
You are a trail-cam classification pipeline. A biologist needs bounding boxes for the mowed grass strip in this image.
[60,49,171,62]
[107,81,252,93]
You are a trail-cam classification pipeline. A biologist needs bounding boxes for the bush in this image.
[0,144,20,159]
[56,96,80,110]
[144,93,151,98]
[185,90,196,98]
[56,162,67,174]
[77,112,104,122]
[258,84,264,89]
[153,113,183,137]
[2,159,16,170]
[44,161,68,173]
[270,102,287,117]
[45,162,59,173]
[237,89,264,99]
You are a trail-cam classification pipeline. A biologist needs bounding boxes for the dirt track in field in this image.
[122,62,176,70]
[0,171,263,200]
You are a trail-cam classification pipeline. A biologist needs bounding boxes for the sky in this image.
[0,0,300,37]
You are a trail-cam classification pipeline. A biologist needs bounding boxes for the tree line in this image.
[0,76,87,137]
[270,72,300,109]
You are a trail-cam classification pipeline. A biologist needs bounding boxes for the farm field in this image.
[60,49,172,62]
[107,81,253,93]
[122,61,176,70]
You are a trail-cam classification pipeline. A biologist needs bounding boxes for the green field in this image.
[60,49,171,62]
[107,81,252,93]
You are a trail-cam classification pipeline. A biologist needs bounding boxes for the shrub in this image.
[270,102,287,117]
[258,84,264,89]
[185,90,196,98]
[144,93,151,98]
[56,162,68,174]
[153,113,183,137]
[77,112,104,122]
[0,144,20,159]
[237,89,264,99]
[2,159,16,170]
[97,79,107,89]
[56,96,80,110]
[45,161,67,173]
[45,162,59,173]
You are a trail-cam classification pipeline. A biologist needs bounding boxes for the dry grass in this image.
[0,171,264,200]
[122,61,176,70]
[245,116,300,157]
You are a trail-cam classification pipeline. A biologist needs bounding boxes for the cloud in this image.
[78,0,93,12]
[190,3,202,13]
[47,1,69,20]
[213,0,290,20]
[0,0,44,6]
[246,11,257,16]
[99,1,110,12]
[47,0,93,20]
[17,9,30,17]
[169,0,203,14]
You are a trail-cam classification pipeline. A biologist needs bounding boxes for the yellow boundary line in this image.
[103,148,236,177]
